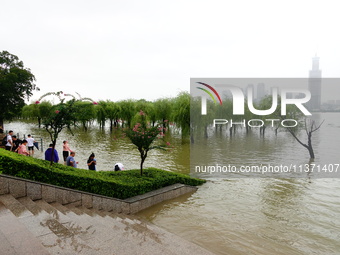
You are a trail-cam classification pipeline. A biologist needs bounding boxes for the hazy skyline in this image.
[1,0,340,102]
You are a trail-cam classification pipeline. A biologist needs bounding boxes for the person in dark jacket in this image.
[45,144,59,163]
[12,135,22,152]
[87,152,96,171]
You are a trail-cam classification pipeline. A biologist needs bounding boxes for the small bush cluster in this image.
[0,149,205,199]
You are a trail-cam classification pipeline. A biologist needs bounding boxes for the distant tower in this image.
[308,55,322,110]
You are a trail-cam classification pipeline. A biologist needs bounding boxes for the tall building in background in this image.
[308,55,322,111]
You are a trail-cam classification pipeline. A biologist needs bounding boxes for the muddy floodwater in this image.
[4,112,340,254]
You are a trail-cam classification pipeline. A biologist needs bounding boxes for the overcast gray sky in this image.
[1,0,339,102]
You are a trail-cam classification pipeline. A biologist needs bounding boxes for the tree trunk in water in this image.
[110,119,113,132]
[308,147,315,159]
[307,132,315,159]
[204,125,208,138]
[260,126,266,136]
[83,122,87,131]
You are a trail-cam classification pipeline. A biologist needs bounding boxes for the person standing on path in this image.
[62,140,73,164]
[26,134,35,156]
[5,130,13,151]
[11,135,22,152]
[87,152,96,171]
[66,151,78,168]
[16,139,29,156]
[45,143,59,163]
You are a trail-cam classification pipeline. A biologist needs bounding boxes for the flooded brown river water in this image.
[4,112,340,254]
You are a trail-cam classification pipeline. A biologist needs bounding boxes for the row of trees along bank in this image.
[20,92,190,140]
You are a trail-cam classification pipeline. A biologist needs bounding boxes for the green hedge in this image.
[0,148,205,199]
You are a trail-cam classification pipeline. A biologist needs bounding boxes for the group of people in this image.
[45,141,124,171]
[4,130,36,156]
[44,141,92,169]
[4,130,124,171]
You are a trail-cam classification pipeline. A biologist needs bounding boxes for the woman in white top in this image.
[26,134,35,156]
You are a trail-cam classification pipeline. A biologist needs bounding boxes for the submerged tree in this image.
[172,92,190,141]
[73,101,96,131]
[22,101,53,128]
[286,118,324,159]
[118,100,136,128]
[154,98,173,131]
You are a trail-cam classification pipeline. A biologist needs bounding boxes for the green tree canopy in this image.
[0,51,38,132]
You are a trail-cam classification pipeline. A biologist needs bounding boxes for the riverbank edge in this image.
[0,174,198,214]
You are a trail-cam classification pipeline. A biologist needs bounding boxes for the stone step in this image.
[69,203,183,245]
[51,204,178,254]
[0,194,214,255]
[0,194,34,218]
[0,201,50,255]
[19,197,100,254]
[66,207,198,255]
[64,204,127,230]
[50,202,122,244]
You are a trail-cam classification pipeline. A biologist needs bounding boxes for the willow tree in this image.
[105,101,121,131]
[118,100,136,128]
[96,101,108,129]
[154,98,173,131]
[145,102,157,127]
[74,101,96,131]
[22,101,52,128]
[172,92,190,141]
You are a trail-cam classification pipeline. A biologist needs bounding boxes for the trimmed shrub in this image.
[0,148,205,199]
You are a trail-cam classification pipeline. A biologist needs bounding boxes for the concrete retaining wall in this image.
[0,174,197,214]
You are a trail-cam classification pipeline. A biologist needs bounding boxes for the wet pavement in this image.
[0,194,213,255]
